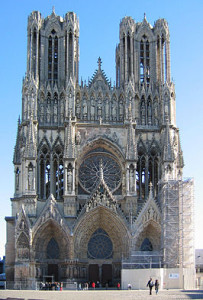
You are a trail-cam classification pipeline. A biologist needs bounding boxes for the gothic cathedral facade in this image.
[5,10,195,288]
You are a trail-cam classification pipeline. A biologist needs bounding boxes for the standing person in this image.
[128,283,132,290]
[155,279,159,294]
[117,282,120,290]
[92,281,95,290]
[147,277,154,295]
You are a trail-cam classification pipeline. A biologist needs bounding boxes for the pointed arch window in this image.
[39,146,50,199]
[15,168,20,190]
[141,238,153,251]
[140,36,150,85]
[47,238,59,259]
[32,28,37,79]
[48,33,58,81]
[53,146,64,199]
[68,31,73,78]
[137,147,160,201]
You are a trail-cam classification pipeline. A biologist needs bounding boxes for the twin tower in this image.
[27,10,170,87]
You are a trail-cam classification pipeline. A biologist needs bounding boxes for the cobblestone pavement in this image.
[0,289,203,300]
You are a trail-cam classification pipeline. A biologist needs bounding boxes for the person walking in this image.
[147,277,154,295]
[92,281,95,290]
[155,279,159,294]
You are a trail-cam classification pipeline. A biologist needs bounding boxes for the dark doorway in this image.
[102,264,112,286]
[89,264,99,283]
[48,264,58,281]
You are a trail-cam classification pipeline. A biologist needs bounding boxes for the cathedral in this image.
[5,9,195,289]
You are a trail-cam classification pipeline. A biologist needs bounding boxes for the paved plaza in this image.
[0,289,203,300]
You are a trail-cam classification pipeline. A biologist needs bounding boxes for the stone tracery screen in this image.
[79,149,121,193]
[87,228,113,259]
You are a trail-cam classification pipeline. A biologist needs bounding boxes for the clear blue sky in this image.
[0,0,203,258]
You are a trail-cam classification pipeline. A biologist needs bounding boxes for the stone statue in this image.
[141,101,145,125]
[76,131,81,145]
[111,101,117,120]
[105,98,109,120]
[47,105,51,123]
[129,168,134,192]
[83,98,87,119]
[76,97,81,118]
[90,97,95,120]
[148,102,152,125]
[67,169,73,192]
[97,98,102,119]
[54,105,58,123]
[28,169,34,190]
[119,101,123,120]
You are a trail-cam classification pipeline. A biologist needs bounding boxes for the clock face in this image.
[79,151,121,193]
[87,228,113,259]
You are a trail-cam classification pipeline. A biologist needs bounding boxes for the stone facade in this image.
[5,10,195,288]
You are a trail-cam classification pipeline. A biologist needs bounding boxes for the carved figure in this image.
[67,169,73,192]
[28,169,34,190]
[141,101,145,125]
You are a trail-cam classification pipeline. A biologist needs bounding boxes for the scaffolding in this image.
[161,178,194,269]
[122,251,163,269]
[122,178,194,270]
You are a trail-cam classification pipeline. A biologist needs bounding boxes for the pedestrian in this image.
[128,283,132,290]
[117,282,120,290]
[92,281,95,289]
[146,277,154,295]
[155,279,159,294]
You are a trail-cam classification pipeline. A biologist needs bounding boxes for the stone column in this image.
[126,166,130,195]
[50,153,54,195]
[145,156,149,198]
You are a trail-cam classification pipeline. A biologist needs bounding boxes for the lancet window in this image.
[32,28,37,79]
[48,31,58,81]
[136,147,160,200]
[68,31,73,78]
[39,146,50,199]
[157,34,168,83]
[53,146,64,199]
[140,36,150,85]
[39,145,64,200]
[47,238,60,259]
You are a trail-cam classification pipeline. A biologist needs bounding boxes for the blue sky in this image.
[0,0,203,258]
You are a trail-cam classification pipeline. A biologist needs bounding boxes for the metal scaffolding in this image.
[122,178,194,270]
[122,251,163,269]
[161,178,194,269]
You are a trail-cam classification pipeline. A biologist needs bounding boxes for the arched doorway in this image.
[33,219,70,282]
[87,228,113,286]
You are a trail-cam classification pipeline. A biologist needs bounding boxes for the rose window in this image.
[87,228,113,259]
[79,151,121,193]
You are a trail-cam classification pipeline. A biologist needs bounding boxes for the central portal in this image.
[48,264,58,281]
[102,264,112,286]
[88,264,112,286]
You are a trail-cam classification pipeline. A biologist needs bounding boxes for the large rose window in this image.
[79,149,121,193]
